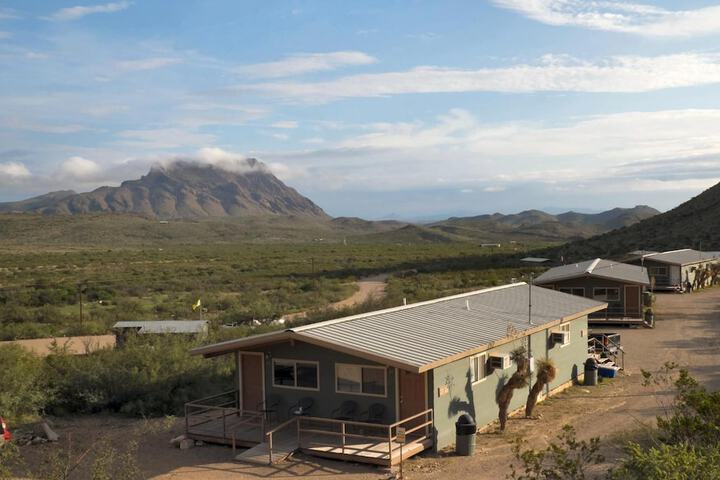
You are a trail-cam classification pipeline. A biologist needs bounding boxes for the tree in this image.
[497,346,530,431]
[525,359,557,418]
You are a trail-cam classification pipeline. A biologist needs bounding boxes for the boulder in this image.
[179,438,195,450]
[170,434,187,447]
[41,422,59,442]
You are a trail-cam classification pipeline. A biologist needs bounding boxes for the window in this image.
[649,266,668,277]
[272,359,319,390]
[593,287,620,302]
[558,287,585,297]
[556,323,571,346]
[336,364,387,396]
[470,353,487,383]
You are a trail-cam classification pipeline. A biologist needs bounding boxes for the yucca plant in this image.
[497,346,530,431]
[525,359,557,418]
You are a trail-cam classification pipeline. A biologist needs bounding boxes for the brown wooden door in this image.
[625,286,640,317]
[241,353,264,412]
[398,370,426,427]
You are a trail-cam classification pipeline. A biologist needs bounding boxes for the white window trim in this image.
[272,358,320,391]
[593,287,620,302]
[334,363,388,398]
[558,287,585,297]
[557,323,571,348]
[470,353,488,385]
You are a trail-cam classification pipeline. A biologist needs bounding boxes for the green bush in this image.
[0,345,46,422]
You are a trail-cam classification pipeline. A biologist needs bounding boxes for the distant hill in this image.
[422,206,659,243]
[546,183,720,261]
[0,160,328,219]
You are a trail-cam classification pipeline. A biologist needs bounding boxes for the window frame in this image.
[593,287,620,302]
[557,323,571,347]
[272,358,320,391]
[558,287,585,297]
[649,266,668,277]
[334,363,388,398]
[470,353,488,385]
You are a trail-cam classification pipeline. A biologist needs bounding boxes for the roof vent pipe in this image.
[466,299,470,311]
[403,298,407,306]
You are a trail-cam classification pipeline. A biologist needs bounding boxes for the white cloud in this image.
[234,53,720,102]
[59,156,101,179]
[271,120,298,129]
[235,51,377,78]
[0,8,18,20]
[260,108,720,197]
[115,57,182,72]
[491,0,720,37]
[0,161,31,182]
[272,133,289,141]
[47,1,131,21]
[116,127,217,149]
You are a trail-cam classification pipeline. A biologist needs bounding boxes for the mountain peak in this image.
[0,160,328,219]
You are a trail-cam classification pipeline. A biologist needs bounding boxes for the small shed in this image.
[627,249,720,292]
[535,258,650,324]
[113,320,208,346]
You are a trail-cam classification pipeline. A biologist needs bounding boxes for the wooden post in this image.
[268,433,274,465]
[222,408,227,439]
[232,432,236,456]
[388,427,393,459]
[341,422,346,454]
[185,405,189,434]
[296,418,301,448]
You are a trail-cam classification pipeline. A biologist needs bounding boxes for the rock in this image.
[194,440,204,446]
[30,436,46,445]
[41,422,59,442]
[179,438,195,450]
[169,434,187,446]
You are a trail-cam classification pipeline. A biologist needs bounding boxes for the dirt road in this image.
[282,274,388,321]
[16,287,720,479]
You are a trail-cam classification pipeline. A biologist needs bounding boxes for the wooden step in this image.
[235,439,297,465]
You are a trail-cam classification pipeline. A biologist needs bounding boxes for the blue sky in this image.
[2,1,720,219]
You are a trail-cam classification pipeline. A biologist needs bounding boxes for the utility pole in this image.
[528,273,534,398]
[78,283,84,324]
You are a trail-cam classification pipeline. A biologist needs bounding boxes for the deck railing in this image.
[185,389,265,443]
[265,408,434,465]
[588,335,625,370]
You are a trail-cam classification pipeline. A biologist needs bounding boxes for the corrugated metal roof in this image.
[535,258,650,285]
[113,320,208,334]
[642,249,720,266]
[191,283,606,372]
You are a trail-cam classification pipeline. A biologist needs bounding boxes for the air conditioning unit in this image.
[488,354,511,370]
[551,331,570,345]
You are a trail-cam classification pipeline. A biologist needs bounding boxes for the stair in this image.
[235,437,297,465]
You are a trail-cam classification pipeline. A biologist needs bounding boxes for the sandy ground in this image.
[283,274,388,321]
[0,334,116,356]
[14,287,720,479]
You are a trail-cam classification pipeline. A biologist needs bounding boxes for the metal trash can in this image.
[584,358,599,386]
[455,413,476,456]
[644,309,655,328]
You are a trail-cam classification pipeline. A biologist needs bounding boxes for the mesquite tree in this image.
[525,359,557,418]
[497,346,529,431]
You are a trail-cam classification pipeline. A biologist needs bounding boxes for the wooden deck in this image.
[186,392,434,467]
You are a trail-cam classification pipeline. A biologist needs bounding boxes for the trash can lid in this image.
[584,357,599,368]
[456,413,476,426]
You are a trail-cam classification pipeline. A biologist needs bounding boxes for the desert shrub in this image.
[509,425,604,480]
[614,443,720,480]
[44,335,233,416]
[0,344,47,422]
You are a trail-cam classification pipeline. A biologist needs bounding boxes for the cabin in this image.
[534,259,650,325]
[186,283,605,466]
[626,249,720,292]
[112,320,208,346]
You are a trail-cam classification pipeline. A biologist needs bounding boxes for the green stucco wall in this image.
[239,340,397,424]
[429,316,588,450]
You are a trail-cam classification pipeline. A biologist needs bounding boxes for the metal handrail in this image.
[588,336,625,370]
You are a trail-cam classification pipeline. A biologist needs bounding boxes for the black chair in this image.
[257,395,281,424]
[289,397,314,417]
[361,403,386,424]
[332,400,358,421]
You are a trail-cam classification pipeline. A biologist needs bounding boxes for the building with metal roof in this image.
[185,283,605,460]
[113,320,209,334]
[627,249,720,292]
[113,320,208,346]
[535,259,650,325]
